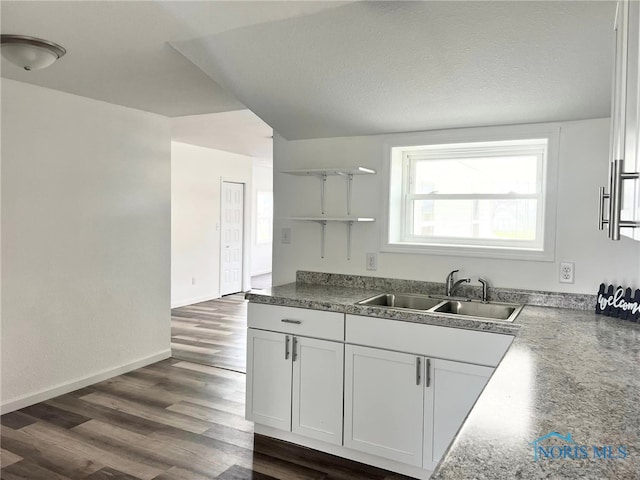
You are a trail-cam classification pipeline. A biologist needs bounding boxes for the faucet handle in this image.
[478,277,489,302]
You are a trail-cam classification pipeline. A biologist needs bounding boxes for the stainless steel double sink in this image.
[356,292,523,322]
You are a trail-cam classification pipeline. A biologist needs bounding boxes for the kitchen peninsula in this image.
[245,272,640,480]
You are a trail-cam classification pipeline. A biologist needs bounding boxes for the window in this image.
[385,127,559,260]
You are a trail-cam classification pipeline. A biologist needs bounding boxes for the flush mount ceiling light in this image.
[0,34,66,71]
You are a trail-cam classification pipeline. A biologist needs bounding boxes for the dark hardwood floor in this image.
[0,359,413,480]
[171,294,248,372]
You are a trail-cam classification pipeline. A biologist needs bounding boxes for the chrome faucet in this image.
[446,269,470,297]
[478,277,489,303]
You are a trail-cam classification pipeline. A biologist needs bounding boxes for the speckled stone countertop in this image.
[246,280,640,479]
[430,305,640,480]
[245,282,521,335]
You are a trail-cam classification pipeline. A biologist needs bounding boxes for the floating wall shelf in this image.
[282,167,376,215]
[287,217,376,259]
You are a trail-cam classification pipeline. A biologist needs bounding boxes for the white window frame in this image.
[382,124,560,261]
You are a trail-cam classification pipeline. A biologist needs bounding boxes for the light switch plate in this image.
[366,253,377,271]
[282,227,291,244]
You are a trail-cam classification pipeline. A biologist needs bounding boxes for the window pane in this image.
[412,199,537,241]
[413,156,538,195]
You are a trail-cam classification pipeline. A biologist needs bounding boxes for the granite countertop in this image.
[245,282,521,335]
[431,305,640,480]
[246,281,640,479]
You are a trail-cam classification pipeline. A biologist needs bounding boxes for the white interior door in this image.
[220,181,244,295]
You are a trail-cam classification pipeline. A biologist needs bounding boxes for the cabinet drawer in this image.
[248,303,344,341]
[346,315,513,367]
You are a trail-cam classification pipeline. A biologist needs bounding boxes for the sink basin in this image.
[357,293,443,311]
[433,300,523,321]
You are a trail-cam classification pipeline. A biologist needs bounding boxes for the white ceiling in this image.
[172,1,617,140]
[172,109,273,159]
[2,1,617,144]
[0,1,345,118]
[1,1,237,117]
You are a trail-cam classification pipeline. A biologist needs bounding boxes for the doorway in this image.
[220,181,245,296]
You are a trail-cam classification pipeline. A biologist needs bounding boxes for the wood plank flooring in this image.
[1,359,413,480]
[171,294,248,372]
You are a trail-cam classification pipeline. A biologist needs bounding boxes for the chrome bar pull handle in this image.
[285,335,290,360]
[415,357,421,385]
[606,160,640,239]
[598,186,610,230]
[610,159,624,240]
[281,319,302,324]
[426,359,431,388]
[292,336,298,362]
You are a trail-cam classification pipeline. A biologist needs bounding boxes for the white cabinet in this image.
[622,0,640,239]
[344,345,430,467]
[343,345,493,470]
[292,336,344,444]
[247,304,513,478]
[601,0,640,240]
[430,359,493,461]
[246,329,292,431]
[246,306,344,446]
[343,314,510,470]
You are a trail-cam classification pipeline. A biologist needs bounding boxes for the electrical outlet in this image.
[559,262,575,284]
[282,228,291,244]
[366,253,377,271]
[191,277,196,285]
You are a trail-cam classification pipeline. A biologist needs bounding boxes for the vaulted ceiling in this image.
[2,1,616,141]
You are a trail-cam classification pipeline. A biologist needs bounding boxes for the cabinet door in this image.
[344,345,424,466]
[292,336,344,445]
[246,329,292,431]
[429,359,493,463]
[623,0,640,239]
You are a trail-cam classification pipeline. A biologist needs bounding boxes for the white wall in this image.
[171,142,253,307]
[273,118,640,293]
[1,79,171,412]
[251,159,273,276]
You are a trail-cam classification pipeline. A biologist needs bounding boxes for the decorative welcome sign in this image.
[596,284,640,321]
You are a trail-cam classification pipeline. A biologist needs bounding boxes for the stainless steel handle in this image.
[609,159,640,240]
[285,335,290,360]
[610,159,623,239]
[425,359,431,388]
[292,336,298,362]
[598,186,610,230]
[281,319,302,324]
[415,357,421,385]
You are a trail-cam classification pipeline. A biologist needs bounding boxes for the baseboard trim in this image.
[171,294,220,309]
[250,270,272,277]
[1,349,171,414]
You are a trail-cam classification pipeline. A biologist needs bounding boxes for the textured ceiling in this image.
[1,1,617,142]
[172,1,616,140]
